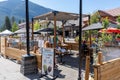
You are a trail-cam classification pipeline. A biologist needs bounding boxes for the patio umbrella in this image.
[99,29,107,33]
[0,29,14,35]
[107,27,120,33]
[99,29,112,33]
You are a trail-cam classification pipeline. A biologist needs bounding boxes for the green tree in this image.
[4,16,11,30]
[11,22,18,32]
[116,15,120,29]
[22,19,25,22]
[11,16,15,25]
[90,12,100,24]
[18,20,22,24]
[102,17,109,29]
[34,21,40,30]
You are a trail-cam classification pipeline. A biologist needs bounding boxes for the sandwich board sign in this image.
[42,48,54,76]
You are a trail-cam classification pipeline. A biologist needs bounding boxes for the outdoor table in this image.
[59,43,69,50]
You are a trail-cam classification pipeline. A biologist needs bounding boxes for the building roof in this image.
[34,11,79,21]
[99,7,120,17]
[14,28,32,34]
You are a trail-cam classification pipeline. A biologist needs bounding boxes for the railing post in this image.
[85,56,90,80]
[98,52,103,65]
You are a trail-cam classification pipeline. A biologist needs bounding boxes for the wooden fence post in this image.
[94,65,99,80]
[85,56,90,80]
[98,52,103,65]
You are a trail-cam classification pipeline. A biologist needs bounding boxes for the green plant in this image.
[75,36,79,42]
[101,33,112,43]
[102,17,109,29]
[116,34,120,38]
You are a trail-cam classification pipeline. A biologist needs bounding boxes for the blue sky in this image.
[0,0,120,14]
[29,0,120,14]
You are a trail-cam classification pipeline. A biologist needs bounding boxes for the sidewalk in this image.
[0,53,93,80]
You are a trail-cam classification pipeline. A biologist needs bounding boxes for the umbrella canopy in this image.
[0,29,14,35]
[99,28,120,34]
[14,28,32,34]
[82,22,103,31]
[99,29,112,33]
[99,29,107,33]
[107,27,120,33]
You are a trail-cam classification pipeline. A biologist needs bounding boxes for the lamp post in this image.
[25,0,30,55]
[78,0,82,80]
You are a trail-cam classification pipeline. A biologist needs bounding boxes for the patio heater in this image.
[20,0,38,75]
[78,0,82,80]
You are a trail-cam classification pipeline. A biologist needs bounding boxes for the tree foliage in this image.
[4,16,12,30]
[11,16,15,25]
[90,12,100,24]
[18,20,22,24]
[116,16,120,29]
[34,21,40,30]
[11,22,18,32]
[102,17,109,29]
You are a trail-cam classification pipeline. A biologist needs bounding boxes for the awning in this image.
[82,22,103,31]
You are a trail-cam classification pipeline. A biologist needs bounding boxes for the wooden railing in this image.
[94,52,120,80]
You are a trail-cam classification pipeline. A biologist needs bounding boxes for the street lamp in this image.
[78,0,82,80]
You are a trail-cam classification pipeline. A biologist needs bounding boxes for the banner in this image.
[42,48,54,76]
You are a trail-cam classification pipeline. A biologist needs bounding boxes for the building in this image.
[98,7,120,24]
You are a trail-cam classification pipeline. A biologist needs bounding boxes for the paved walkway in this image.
[0,52,94,80]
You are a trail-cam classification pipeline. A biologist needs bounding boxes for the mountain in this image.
[0,0,52,26]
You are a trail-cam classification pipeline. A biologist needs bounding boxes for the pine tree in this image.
[11,16,15,26]
[18,20,22,24]
[11,22,18,32]
[4,16,12,30]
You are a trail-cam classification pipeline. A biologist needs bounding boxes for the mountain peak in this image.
[0,0,52,26]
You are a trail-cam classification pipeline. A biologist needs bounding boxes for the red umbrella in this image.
[107,27,120,33]
[99,29,112,33]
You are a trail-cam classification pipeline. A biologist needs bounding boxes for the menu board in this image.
[42,48,54,76]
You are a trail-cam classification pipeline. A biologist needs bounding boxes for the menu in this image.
[42,48,54,76]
